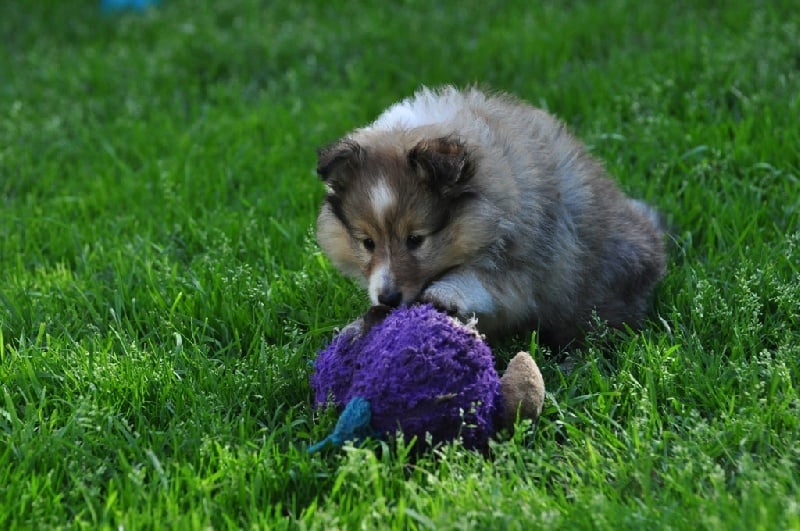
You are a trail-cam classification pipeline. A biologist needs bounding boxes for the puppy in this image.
[315,86,666,348]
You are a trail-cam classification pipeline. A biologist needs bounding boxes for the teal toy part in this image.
[101,0,161,12]
[308,396,375,453]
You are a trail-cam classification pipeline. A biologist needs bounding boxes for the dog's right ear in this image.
[316,140,364,193]
[407,136,475,198]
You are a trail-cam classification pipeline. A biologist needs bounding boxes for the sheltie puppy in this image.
[315,86,666,348]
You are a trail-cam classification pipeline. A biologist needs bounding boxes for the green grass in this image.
[1,0,799,528]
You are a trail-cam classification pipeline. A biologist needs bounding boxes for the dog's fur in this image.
[315,86,666,348]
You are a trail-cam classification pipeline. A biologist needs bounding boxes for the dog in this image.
[315,86,666,348]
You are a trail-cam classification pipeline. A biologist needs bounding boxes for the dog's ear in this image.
[407,136,475,197]
[317,140,364,192]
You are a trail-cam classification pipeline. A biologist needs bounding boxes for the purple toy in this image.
[310,304,546,452]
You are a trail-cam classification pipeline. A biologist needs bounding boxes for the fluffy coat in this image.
[316,86,666,347]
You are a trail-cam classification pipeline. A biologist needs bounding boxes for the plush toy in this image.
[309,304,545,452]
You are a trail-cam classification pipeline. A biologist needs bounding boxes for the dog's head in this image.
[315,134,488,307]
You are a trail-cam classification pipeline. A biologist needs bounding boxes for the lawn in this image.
[1,0,798,528]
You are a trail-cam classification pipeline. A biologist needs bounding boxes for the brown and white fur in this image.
[315,86,666,348]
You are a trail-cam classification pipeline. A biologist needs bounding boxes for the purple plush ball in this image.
[311,304,504,450]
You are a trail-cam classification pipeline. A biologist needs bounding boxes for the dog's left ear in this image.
[317,139,364,193]
[408,136,475,197]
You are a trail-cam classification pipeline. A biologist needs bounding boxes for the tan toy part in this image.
[499,351,545,428]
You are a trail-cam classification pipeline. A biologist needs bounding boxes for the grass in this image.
[1,0,798,528]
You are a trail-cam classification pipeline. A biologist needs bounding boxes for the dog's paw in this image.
[420,272,496,321]
[419,284,462,316]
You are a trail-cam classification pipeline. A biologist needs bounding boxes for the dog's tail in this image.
[628,198,666,234]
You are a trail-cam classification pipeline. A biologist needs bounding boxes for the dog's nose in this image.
[378,290,403,307]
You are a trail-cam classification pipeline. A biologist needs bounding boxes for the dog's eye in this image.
[362,238,375,252]
[406,234,425,250]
